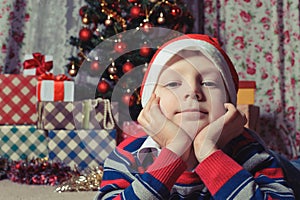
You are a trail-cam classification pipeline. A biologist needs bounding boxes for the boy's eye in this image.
[201,81,217,87]
[164,81,181,88]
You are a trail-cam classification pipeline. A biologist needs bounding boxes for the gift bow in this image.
[23,53,53,75]
[37,73,72,101]
[38,73,71,81]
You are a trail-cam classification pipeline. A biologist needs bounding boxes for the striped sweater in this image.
[95,128,295,199]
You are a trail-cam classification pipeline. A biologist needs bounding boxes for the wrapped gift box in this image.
[23,53,53,75]
[47,129,117,170]
[37,73,74,102]
[0,125,48,161]
[37,98,118,130]
[0,74,38,125]
[237,81,256,105]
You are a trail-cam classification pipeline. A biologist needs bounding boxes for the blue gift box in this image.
[0,125,48,160]
[47,129,117,170]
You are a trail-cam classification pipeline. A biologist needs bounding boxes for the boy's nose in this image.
[187,92,202,101]
[184,86,203,101]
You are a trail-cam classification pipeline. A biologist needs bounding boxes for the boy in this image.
[95,34,296,199]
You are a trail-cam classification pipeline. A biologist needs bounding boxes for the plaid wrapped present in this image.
[0,125,48,161]
[47,129,117,170]
[37,98,118,130]
[0,74,38,125]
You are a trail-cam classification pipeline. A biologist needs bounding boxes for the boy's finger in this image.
[144,93,155,113]
[224,103,235,112]
[223,103,241,121]
[137,109,148,125]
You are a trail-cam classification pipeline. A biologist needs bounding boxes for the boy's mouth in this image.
[175,109,208,120]
[177,108,208,114]
[175,109,209,119]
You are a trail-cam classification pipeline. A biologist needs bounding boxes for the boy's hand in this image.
[193,103,247,162]
[137,94,193,162]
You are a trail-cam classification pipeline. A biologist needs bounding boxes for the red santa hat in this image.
[140,34,239,107]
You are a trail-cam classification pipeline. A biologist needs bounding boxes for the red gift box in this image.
[37,73,74,102]
[0,74,38,125]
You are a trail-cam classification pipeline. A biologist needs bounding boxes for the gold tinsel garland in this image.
[100,0,127,29]
[55,166,103,192]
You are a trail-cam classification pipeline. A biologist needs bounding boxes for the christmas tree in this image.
[66,0,194,121]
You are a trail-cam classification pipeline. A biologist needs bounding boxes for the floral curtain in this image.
[0,0,85,74]
[203,0,300,159]
[0,0,27,73]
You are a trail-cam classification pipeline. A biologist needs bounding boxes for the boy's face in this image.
[154,53,228,135]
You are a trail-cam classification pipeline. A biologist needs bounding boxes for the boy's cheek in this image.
[207,90,228,119]
[158,100,172,118]
[155,89,178,103]
[156,95,177,120]
[209,103,227,122]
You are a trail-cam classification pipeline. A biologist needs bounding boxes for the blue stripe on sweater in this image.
[122,135,147,152]
[137,172,170,199]
[214,170,254,199]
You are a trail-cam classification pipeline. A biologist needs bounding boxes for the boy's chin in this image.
[179,121,207,137]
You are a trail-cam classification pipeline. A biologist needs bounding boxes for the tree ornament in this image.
[140,44,151,57]
[122,93,136,106]
[90,60,101,71]
[130,5,141,18]
[142,63,148,73]
[149,0,158,3]
[101,6,127,30]
[79,27,92,41]
[111,2,119,10]
[170,5,182,17]
[110,74,119,81]
[68,68,77,76]
[122,61,134,73]
[79,6,88,17]
[97,80,110,93]
[114,41,127,54]
[157,12,165,24]
[140,21,153,34]
[108,64,118,74]
[68,62,78,77]
[104,17,113,26]
[82,14,89,24]
[128,0,137,3]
